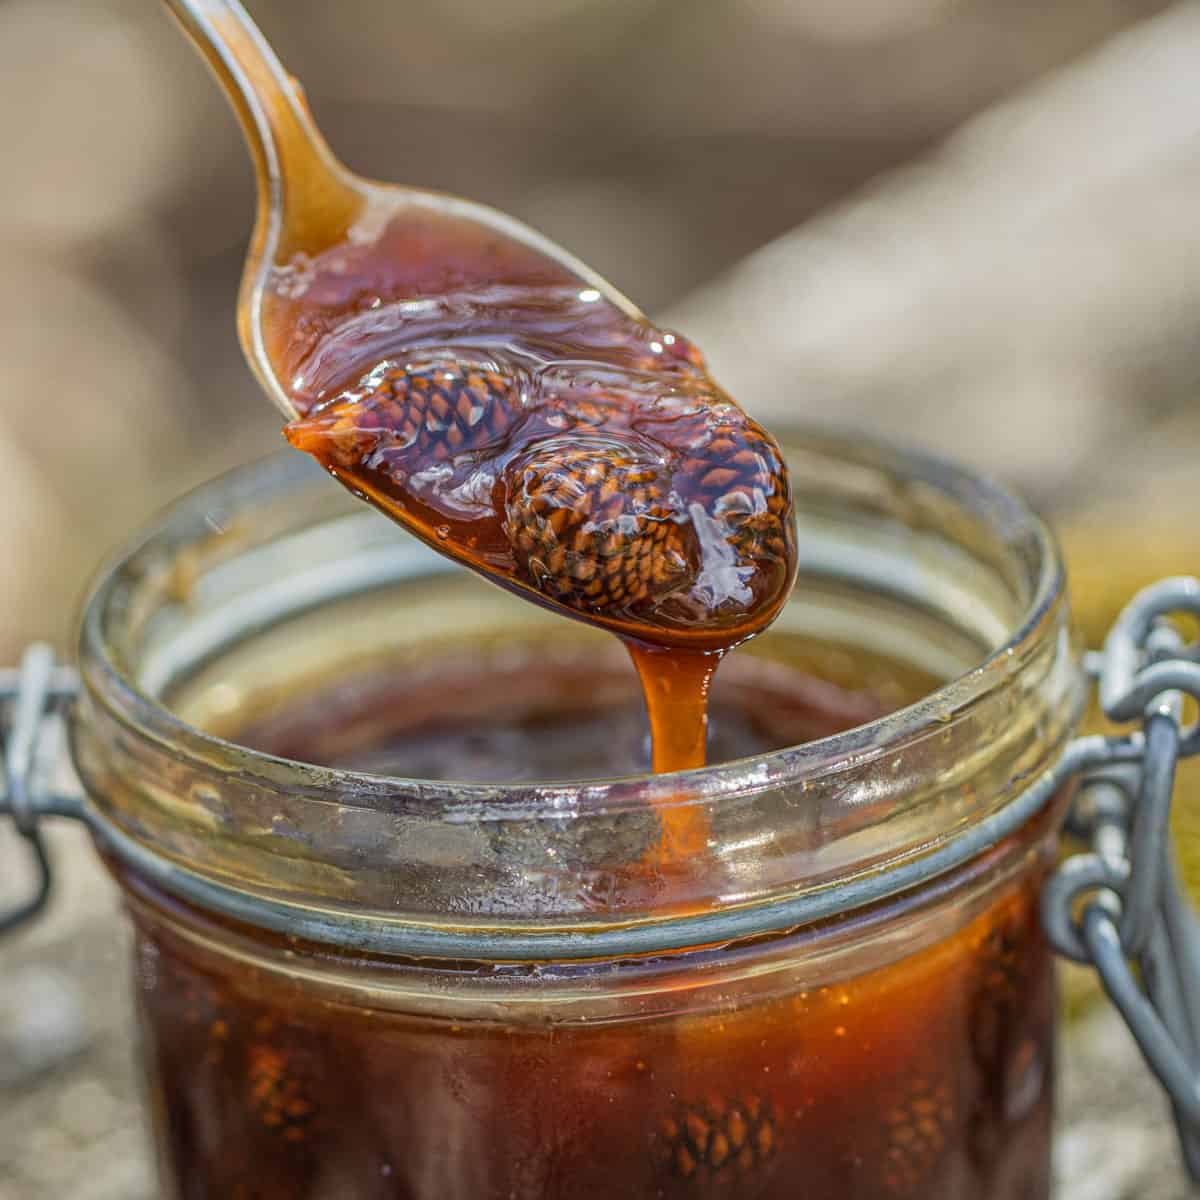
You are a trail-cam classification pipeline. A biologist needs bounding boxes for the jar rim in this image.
[71,426,1083,948]
[76,426,1066,813]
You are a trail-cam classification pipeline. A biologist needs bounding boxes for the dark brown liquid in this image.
[225,636,921,780]
[266,207,796,796]
[130,652,1055,1200]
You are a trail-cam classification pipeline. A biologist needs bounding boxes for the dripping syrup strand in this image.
[298,407,725,867]
[270,221,795,875]
[626,642,722,862]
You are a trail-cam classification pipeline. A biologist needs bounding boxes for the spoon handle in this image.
[161,0,359,252]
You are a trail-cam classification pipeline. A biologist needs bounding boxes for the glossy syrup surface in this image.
[266,205,797,778]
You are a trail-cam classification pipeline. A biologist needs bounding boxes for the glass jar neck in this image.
[70,432,1083,954]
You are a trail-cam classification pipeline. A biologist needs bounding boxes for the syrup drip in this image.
[268,206,797,858]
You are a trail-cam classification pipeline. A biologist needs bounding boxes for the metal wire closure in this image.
[3,579,1200,1174]
[0,645,84,935]
[1040,577,1200,1181]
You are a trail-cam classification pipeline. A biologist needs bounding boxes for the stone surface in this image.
[1056,1005,1192,1200]
[0,967,90,1089]
[0,866,150,1200]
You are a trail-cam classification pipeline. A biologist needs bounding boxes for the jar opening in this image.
[70,429,1083,940]
[78,431,1065,799]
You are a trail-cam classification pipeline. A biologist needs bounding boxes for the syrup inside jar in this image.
[267,205,797,808]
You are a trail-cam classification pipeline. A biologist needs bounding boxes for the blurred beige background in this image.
[2,2,1200,1197]
[3,0,1199,664]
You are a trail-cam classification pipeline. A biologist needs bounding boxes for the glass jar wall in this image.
[69,431,1083,1199]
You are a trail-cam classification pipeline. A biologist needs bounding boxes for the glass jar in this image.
[64,428,1081,1199]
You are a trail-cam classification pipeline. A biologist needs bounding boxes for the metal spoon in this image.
[160,0,642,423]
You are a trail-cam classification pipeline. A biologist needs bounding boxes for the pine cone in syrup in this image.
[882,1075,955,1195]
[671,408,792,566]
[966,911,1045,1172]
[969,919,1025,1072]
[284,355,519,471]
[247,1041,318,1145]
[504,434,691,617]
[656,1094,779,1182]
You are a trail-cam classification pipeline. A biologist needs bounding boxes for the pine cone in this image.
[967,914,1039,1171]
[671,408,792,564]
[284,356,518,469]
[656,1094,778,1182]
[504,434,690,616]
[247,1042,317,1145]
[882,1075,955,1195]
[970,920,1024,1073]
